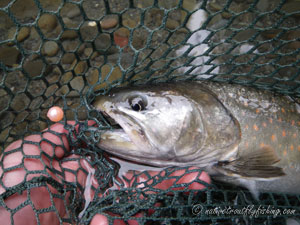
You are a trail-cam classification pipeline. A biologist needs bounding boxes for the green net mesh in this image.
[0,0,300,224]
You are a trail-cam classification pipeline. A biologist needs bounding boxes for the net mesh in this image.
[0,0,300,224]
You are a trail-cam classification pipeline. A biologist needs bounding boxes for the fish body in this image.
[94,82,300,195]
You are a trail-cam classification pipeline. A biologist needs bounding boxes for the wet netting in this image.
[0,0,300,224]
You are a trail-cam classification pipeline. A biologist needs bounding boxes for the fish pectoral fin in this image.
[214,146,286,179]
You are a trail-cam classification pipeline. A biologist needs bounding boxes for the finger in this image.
[90,214,109,225]
[122,167,211,191]
[126,168,211,189]
[0,121,97,192]
[27,121,96,159]
[1,184,68,225]
[2,120,96,166]
[173,167,211,190]
[59,155,99,200]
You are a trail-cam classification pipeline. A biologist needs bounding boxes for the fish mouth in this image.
[96,104,152,160]
[102,111,122,129]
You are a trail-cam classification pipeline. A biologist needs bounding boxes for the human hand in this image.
[0,122,211,225]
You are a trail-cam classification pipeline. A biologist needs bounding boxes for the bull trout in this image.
[93,82,300,196]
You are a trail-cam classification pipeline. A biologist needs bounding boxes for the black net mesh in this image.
[0,0,300,224]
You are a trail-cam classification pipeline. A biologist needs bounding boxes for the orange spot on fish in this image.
[271,134,276,142]
[291,120,295,126]
[256,109,260,114]
[290,145,294,151]
[281,108,285,113]
[282,130,286,137]
[298,121,300,126]
[293,133,297,138]
[283,149,287,156]
[253,124,259,131]
[260,143,265,148]
[269,118,273,124]
[298,146,300,152]
[263,122,267,127]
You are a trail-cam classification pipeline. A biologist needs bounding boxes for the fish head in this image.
[94,82,241,167]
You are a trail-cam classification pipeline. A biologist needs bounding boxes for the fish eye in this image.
[129,96,147,112]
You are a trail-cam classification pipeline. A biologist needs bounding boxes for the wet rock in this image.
[23,59,44,77]
[45,84,58,97]
[11,93,30,112]
[38,14,58,32]
[91,51,99,60]
[84,47,93,57]
[10,0,38,22]
[100,16,118,29]
[87,68,99,86]
[77,44,86,54]
[17,27,30,42]
[288,41,300,50]
[94,33,112,51]
[67,7,81,19]
[62,40,80,52]
[0,128,10,144]
[39,0,61,11]
[88,64,122,91]
[166,19,180,30]
[61,72,73,84]
[61,30,78,40]
[70,76,84,91]
[28,79,47,97]
[114,28,129,48]
[80,22,98,41]
[123,18,138,28]
[61,53,75,64]
[261,29,281,39]
[0,113,14,131]
[257,0,269,12]
[29,120,47,132]
[28,26,40,39]
[282,1,300,17]
[208,14,227,29]
[74,61,87,75]
[234,29,257,42]
[63,17,78,29]
[57,85,70,96]
[0,46,20,66]
[182,0,197,11]
[7,27,16,43]
[4,71,27,93]
[221,11,232,19]
[42,41,59,56]
[208,2,223,12]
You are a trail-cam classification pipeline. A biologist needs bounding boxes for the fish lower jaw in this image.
[98,129,141,153]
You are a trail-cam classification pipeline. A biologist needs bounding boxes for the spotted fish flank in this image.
[94,81,300,196]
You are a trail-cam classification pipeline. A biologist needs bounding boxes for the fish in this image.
[93,81,300,197]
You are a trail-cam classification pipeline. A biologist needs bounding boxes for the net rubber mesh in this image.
[0,0,300,224]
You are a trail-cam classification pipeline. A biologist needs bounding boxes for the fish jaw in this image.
[98,129,141,154]
[95,96,157,160]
